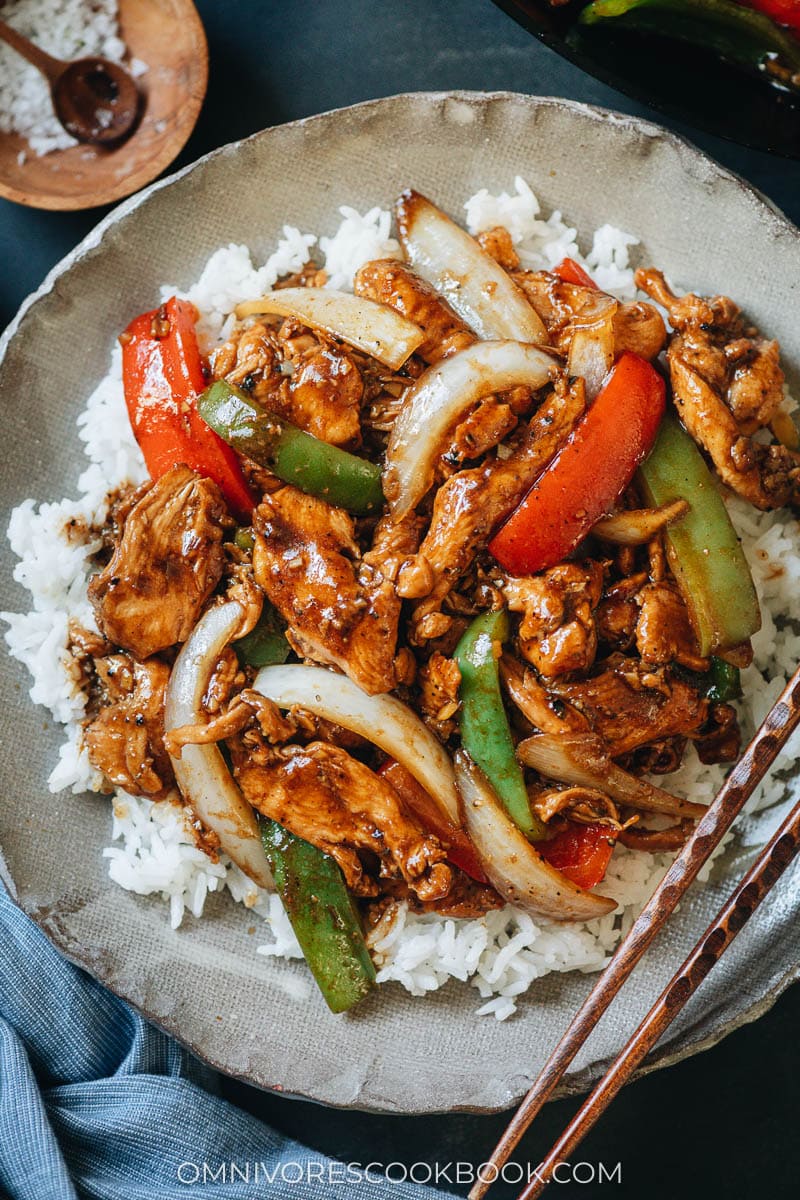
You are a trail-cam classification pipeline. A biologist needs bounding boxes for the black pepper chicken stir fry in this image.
[71,189,796,1011]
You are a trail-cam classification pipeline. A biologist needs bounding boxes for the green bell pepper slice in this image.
[234,604,290,668]
[705,657,742,703]
[233,526,255,553]
[199,379,384,514]
[260,819,376,1014]
[454,609,546,840]
[638,414,761,656]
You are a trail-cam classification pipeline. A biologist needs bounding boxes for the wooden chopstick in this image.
[517,787,800,1200]
[469,661,800,1200]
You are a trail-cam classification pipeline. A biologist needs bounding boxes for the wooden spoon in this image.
[0,16,142,145]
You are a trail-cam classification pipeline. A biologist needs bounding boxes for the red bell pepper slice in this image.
[553,257,598,290]
[488,352,666,576]
[121,296,256,520]
[378,759,489,884]
[741,0,800,32]
[538,821,617,889]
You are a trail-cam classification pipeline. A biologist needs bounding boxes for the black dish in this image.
[493,0,800,159]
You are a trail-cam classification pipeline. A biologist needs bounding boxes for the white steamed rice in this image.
[3,176,800,1019]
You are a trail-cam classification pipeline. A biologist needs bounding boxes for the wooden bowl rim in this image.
[0,0,208,212]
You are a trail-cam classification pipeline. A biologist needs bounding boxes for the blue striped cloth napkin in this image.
[0,886,447,1200]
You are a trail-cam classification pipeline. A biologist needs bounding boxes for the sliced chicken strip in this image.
[636,268,798,509]
[411,374,586,639]
[513,269,666,361]
[232,739,451,902]
[354,258,476,364]
[252,488,407,694]
[547,654,714,758]
[496,561,604,678]
[84,655,174,799]
[88,466,227,661]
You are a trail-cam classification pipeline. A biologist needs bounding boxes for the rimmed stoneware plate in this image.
[1,92,799,1114]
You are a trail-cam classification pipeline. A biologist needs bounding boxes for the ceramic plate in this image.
[1,92,799,1113]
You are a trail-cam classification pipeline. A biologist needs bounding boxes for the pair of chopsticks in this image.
[470,662,800,1200]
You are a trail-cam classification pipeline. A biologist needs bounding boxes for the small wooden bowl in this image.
[0,0,208,211]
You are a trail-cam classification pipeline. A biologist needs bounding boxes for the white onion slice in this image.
[396,190,548,343]
[455,751,616,922]
[517,732,705,821]
[384,339,559,516]
[165,601,273,889]
[592,499,689,545]
[234,287,424,370]
[566,295,617,402]
[252,663,460,825]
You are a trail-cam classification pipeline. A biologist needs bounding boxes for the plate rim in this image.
[3,873,797,1114]
[2,90,796,369]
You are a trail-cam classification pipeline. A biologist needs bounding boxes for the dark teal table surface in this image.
[2,2,798,1197]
